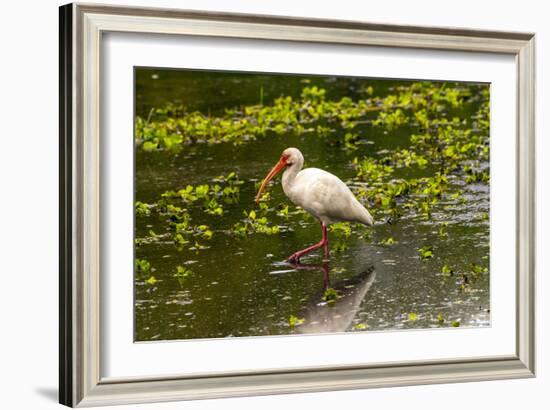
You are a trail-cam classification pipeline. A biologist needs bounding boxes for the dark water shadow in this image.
[288,261,376,334]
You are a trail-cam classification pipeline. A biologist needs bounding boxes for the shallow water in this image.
[134,69,490,341]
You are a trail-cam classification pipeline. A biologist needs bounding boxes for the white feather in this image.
[280,148,374,227]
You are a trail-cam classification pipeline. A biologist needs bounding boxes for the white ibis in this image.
[255,147,374,262]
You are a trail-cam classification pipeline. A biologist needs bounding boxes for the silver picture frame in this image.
[59,2,536,407]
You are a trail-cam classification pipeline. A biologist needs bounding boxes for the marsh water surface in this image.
[134,69,490,341]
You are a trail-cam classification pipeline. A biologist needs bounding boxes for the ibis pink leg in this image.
[287,222,329,262]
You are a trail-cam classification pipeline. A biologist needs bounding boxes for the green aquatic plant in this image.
[379,236,397,245]
[200,227,214,240]
[353,157,393,182]
[232,210,280,236]
[136,173,256,250]
[135,83,427,152]
[322,287,340,304]
[329,222,352,238]
[438,222,449,238]
[288,315,305,329]
[135,80,490,284]
[342,132,360,151]
[373,108,408,130]
[135,258,158,285]
[175,265,193,278]
[135,201,151,217]
[174,233,189,247]
[331,241,348,254]
[470,262,488,277]
[194,184,210,199]
[441,264,453,276]
[134,78,492,340]
[276,204,290,219]
[465,168,490,184]
[175,186,196,202]
[189,241,209,251]
[159,175,242,208]
[135,258,151,274]
[408,313,418,321]
[391,149,429,168]
[418,246,434,260]
[145,276,158,285]
[135,81,490,263]
[172,216,213,248]
[204,198,223,216]
[174,266,194,287]
[135,229,170,247]
[213,171,243,186]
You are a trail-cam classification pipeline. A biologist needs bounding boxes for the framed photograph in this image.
[59,3,535,407]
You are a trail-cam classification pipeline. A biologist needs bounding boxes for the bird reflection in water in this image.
[288,261,376,334]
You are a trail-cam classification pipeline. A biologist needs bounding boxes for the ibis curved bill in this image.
[255,147,374,262]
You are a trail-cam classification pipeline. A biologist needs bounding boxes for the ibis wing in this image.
[294,168,373,225]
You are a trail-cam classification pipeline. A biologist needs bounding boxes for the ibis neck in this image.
[282,160,303,193]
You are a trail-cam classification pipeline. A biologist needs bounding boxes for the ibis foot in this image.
[287,221,330,263]
[287,253,301,263]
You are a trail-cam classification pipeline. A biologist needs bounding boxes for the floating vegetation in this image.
[438,222,449,238]
[232,210,280,236]
[135,258,157,286]
[135,82,481,154]
[418,246,434,260]
[288,315,305,329]
[322,287,340,304]
[146,276,158,285]
[329,223,353,253]
[134,73,490,341]
[441,264,454,276]
[135,201,152,217]
[470,262,488,277]
[134,172,249,251]
[329,222,352,238]
[174,266,193,287]
[408,312,419,321]
[135,258,151,274]
[135,81,489,252]
[379,236,397,246]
